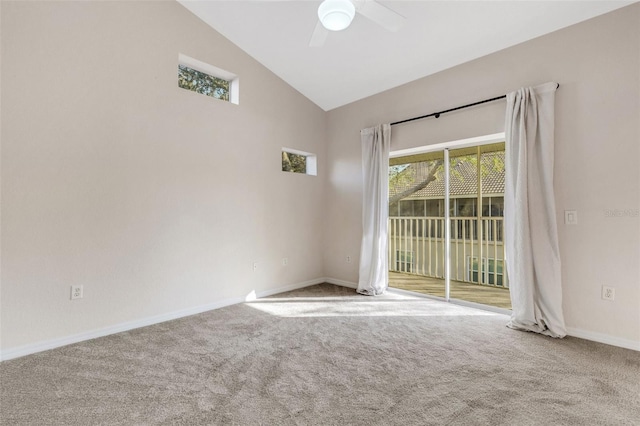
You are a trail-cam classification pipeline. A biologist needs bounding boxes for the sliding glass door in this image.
[388,141,511,310]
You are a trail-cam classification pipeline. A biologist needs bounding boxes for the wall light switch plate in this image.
[564,210,578,225]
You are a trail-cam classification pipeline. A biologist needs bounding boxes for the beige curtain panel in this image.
[504,82,566,338]
[358,124,391,296]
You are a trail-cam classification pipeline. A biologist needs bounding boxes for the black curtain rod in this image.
[390,83,560,126]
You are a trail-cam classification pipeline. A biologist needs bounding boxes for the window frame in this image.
[466,256,504,286]
[178,53,239,104]
[395,250,414,273]
[282,147,317,176]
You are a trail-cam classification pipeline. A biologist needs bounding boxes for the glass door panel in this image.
[388,151,446,298]
[448,144,511,309]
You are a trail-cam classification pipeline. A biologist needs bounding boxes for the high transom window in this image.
[178,64,230,101]
[178,54,239,104]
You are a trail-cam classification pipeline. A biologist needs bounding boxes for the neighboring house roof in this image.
[389,151,505,200]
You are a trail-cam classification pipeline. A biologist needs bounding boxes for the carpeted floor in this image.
[1,283,639,425]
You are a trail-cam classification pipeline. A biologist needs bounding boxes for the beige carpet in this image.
[1,283,639,425]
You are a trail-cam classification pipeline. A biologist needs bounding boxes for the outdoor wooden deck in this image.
[389,271,512,310]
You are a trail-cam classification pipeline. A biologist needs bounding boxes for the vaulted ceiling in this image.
[178,1,634,111]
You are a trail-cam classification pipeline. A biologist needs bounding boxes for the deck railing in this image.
[389,216,508,288]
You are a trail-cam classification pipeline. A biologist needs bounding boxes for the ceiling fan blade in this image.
[355,0,405,32]
[309,20,329,47]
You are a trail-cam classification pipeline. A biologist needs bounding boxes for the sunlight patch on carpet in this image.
[245,294,503,318]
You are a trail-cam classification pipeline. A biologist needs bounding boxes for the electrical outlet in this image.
[602,286,615,301]
[70,285,83,300]
[282,257,288,266]
[564,210,578,225]
[346,256,352,263]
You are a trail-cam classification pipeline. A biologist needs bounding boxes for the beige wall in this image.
[1,1,326,351]
[325,4,640,344]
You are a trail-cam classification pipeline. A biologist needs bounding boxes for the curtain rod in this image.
[390,83,560,126]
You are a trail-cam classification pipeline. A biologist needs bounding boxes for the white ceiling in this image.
[178,1,634,111]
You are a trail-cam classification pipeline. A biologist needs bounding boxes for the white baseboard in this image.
[255,277,326,298]
[324,277,358,289]
[0,278,325,362]
[566,327,640,352]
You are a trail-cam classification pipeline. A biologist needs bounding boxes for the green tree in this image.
[389,152,504,205]
[282,151,306,174]
[178,65,229,101]
[389,160,442,205]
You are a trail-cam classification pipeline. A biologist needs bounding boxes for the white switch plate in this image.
[564,210,578,225]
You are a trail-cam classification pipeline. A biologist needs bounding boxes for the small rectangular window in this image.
[178,64,230,101]
[282,148,317,176]
[178,54,239,104]
[395,250,414,273]
[467,256,504,286]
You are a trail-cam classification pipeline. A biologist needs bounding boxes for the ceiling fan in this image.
[309,0,405,47]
